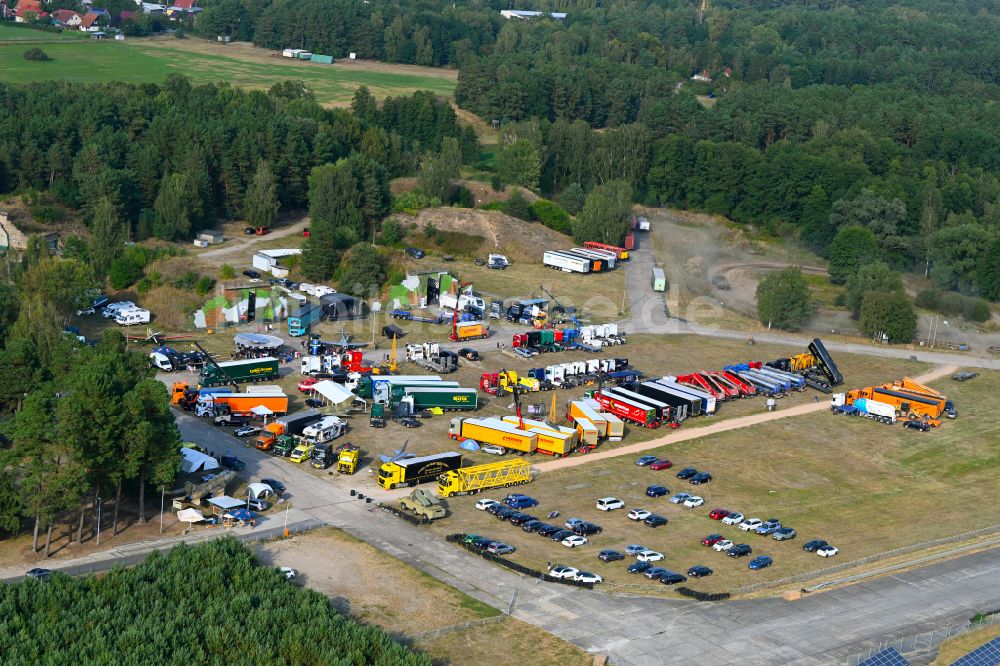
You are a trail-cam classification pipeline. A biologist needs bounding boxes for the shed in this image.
[206,495,245,516]
[310,380,356,406]
[310,54,333,64]
[180,447,219,474]
[197,229,224,244]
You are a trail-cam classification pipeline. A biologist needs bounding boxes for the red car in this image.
[649,459,673,470]
[708,509,730,520]
[701,534,724,546]
[297,377,319,392]
[302,228,310,237]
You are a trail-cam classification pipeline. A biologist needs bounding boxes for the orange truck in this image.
[194,389,289,418]
[448,417,537,454]
[847,386,945,420]
[254,410,322,450]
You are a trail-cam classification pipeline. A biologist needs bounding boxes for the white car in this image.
[683,496,705,508]
[596,497,625,511]
[722,512,744,526]
[562,535,588,548]
[816,545,839,557]
[279,567,297,580]
[311,285,336,297]
[739,518,763,532]
[712,539,735,552]
[475,498,500,511]
[627,509,652,521]
[481,444,506,456]
[548,565,579,579]
[668,493,691,505]
[573,571,604,584]
[298,283,314,293]
[635,550,664,562]
[76,307,95,316]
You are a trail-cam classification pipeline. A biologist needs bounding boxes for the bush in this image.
[963,297,992,322]
[136,277,154,294]
[379,219,404,245]
[31,204,61,223]
[423,221,437,238]
[174,271,199,291]
[501,191,534,221]
[108,256,144,290]
[448,185,475,208]
[915,288,942,310]
[530,199,572,234]
[219,264,235,280]
[22,48,49,61]
[391,190,440,215]
[490,175,505,192]
[195,276,215,296]
[917,288,992,321]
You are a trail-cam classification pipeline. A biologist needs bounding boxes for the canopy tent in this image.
[180,447,220,474]
[251,405,274,416]
[234,332,284,349]
[459,439,481,451]
[247,482,274,500]
[176,508,206,523]
[224,508,253,522]
[206,496,245,515]
[310,380,356,405]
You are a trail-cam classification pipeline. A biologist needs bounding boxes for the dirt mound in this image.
[390,178,538,206]
[395,207,572,262]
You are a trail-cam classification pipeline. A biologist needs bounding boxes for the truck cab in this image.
[289,443,314,463]
[310,444,335,469]
[273,435,296,457]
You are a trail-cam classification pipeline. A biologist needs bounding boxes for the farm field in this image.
[0,37,455,106]
[422,367,999,596]
[0,24,87,41]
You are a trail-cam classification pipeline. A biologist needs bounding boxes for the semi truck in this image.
[194,390,289,417]
[288,303,322,337]
[654,379,717,414]
[310,443,336,469]
[809,338,843,386]
[602,386,673,423]
[631,381,697,420]
[437,459,533,497]
[450,320,489,342]
[336,444,360,474]
[377,451,464,490]
[376,379,459,404]
[448,417,538,455]
[254,410,322,450]
[593,390,660,428]
[858,386,945,419]
[831,394,896,424]
[352,374,443,400]
[439,292,486,313]
[397,387,479,411]
[171,383,232,410]
[199,357,280,386]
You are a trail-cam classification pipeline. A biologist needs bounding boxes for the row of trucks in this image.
[149,346,209,372]
[834,377,954,422]
[579,324,626,347]
[829,395,897,424]
[405,342,459,373]
[448,416,580,457]
[172,382,291,418]
[479,358,636,395]
[299,350,373,375]
[351,374,479,412]
[375,451,533,497]
[542,247,622,274]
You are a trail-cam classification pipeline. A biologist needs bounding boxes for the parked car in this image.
[246,498,271,512]
[404,247,425,259]
[644,514,668,528]
[755,519,782,536]
[550,529,575,542]
[396,417,422,428]
[243,227,256,235]
[220,456,246,471]
[701,534,724,546]
[687,565,713,578]
[727,544,753,558]
[636,550,664,562]
[646,485,670,498]
[816,545,839,557]
[643,567,670,580]
[279,567,297,580]
[748,555,773,570]
[675,467,698,479]
[573,571,604,584]
[627,561,651,574]
[683,496,705,508]
[772,527,797,541]
[708,508,730,520]
[25,568,53,580]
[658,571,687,585]
[635,455,658,466]
[564,518,585,530]
[504,495,538,509]
[235,426,261,438]
[649,459,674,470]
[487,542,515,555]
[596,497,625,511]
[628,509,652,521]
[537,524,563,537]
[598,550,625,562]
[507,512,536,526]
[302,228,310,237]
[712,539,735,552]
[573,522,603,536]
[457,348,480,361]
[624,544,648,556]
[548,565,579,580]
[243,269,261,279]
[462,534,486,545]
[739,518,763,532]
[903,420,931,432]
[260,478,286,496]
[689,471,713,485]
[521,520,544,533]
[485,503,506,516]
[802,539,829,553]
[722,512,744,526]
[476,498,500,511]
[668,492,692,504]
[562,535,588,548]
[469,536,494,550]
[495,507,516,521]
[481,444,506,456]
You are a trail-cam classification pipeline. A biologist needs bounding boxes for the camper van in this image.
[115,307,151,326]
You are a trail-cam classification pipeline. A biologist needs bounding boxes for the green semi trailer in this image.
[394,386,479,411]
[199,357,281,386]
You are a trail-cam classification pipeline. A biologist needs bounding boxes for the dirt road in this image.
[196,220,309,262]
[533,364,958,474]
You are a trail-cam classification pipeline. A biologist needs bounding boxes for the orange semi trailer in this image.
[846,386,945,419]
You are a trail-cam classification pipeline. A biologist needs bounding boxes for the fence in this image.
[408,615,507,641]
[850,611,1000,665]
[729,523,1000,597]
[446,533,594,589]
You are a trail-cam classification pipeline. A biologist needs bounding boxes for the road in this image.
[196,219,310,262]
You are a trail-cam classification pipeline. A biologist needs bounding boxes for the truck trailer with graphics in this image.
[500,416,579,456]
[393,386,479,411]
[377,451,464,490]
[199,357,280,386]
[254,409,322,450]
[448,417,537,455]
[195,390,288,417]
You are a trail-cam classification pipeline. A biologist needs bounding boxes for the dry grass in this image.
[931,622,1000,665]
[414,617,592,666]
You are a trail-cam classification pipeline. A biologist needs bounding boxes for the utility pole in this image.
[159,486,165,534]
[95,497,103,546]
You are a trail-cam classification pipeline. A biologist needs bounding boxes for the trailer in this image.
[651,267,666,292]
[564,249,609,271]
[195,390,288,417]
[574,417,600,447]
[377,451,464,490]
[448,417,537,455]
[398,386,479,411]
[831,394,897,424]
[437,459,532,497]
[389,309,447,324]
[543,250,592,274]
[499,416,579,456]
[320,293,367,321]
[755,366,806,390]
[377,380,459,404]
[254,409,322,450]
[603,413,625,441]
[450,320,489,342]
[583,241,629,260]
[352,374,444,400]
[603,386,672,422]
[302,416,347,444]
[593,390,660,428]
[632,381,695,420]
[808,338,843,386]
[287,303,321,337]
[654,379,717,415]
[566,400,609,437]
[736,370,784,396]
[865,387,945,419]
[624,233,636,251]
[199,357,280,386]
[573,247,617,269]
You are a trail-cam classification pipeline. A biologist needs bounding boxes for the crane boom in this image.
[539,285,580,331]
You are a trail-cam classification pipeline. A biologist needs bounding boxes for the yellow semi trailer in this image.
[437,459,533,497]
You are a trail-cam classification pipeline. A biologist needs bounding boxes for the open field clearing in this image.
[255,528,590,666]
[0,24,87,41]
[0,38,455,106]
[932,623,1000,665]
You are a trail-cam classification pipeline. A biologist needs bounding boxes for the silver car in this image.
[772,527,797,541]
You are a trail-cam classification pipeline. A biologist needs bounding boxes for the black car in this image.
[404,247,425,259]
[802,539,829,553]
[521,519,544,532]
[687,565,713,578]
[537,524,563,537]
[727,544,753,558]
[508,513,536,526]
[220,456,246,471]
[689,471,712,485]
[260,478,287,496]
[470,537,495,550]
[396,417,422,428]
[457,348,480,361]
[550,529,575,542]
[903,420,931,432]
[644,514,668,528]
[658,572,687,585]
[573,522,603,536]
[243,269,261,279]
[486,503,506,517]
[676,467,698,480]
[627,561,651,574]
[243,226,256,235]
[495,507,517,521]
[25,567,53,580]
[304,398,324,408]
[598,550,625,562]
[646,485,669,497]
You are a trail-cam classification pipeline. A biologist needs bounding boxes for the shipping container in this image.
[543,250,591,273]
[400,386,478,411]
[651,267,666,292]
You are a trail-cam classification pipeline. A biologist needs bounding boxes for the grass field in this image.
[0,36,455,106]
[0,24,87,41]
[932,622,1000,665]
[424,366,1000,596]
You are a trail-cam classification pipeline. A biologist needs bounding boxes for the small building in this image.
[197,229,224,245]
[205,495,245,517]
[79,12,102,31]
[691,70,712,83]
[51,8,83,25]
[500,9,566,20]
[90,30,108,39]
[140,2,165,13]
[320,293,367,321]
[114,33,125,40]
[14,0,47,22]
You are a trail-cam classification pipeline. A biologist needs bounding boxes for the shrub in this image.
[448,185,475,208]
[963,297,992,322]
[195,276,215,296]
[391,190,440,215]
[219,264,235,280]
[379,219,404,245]
[490,175,505,192]
[108,255,144,290]
[31,204,61,223]
[914,288,941,310]
[501,191,534,221]
[22,48,49,61]
[530,199,571,234]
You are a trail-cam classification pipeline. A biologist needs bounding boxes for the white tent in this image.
[180,447,220,474]
[247,482,274,500]
[311,380,356,405]
[251,405,274,416]
[177,508,206,523]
